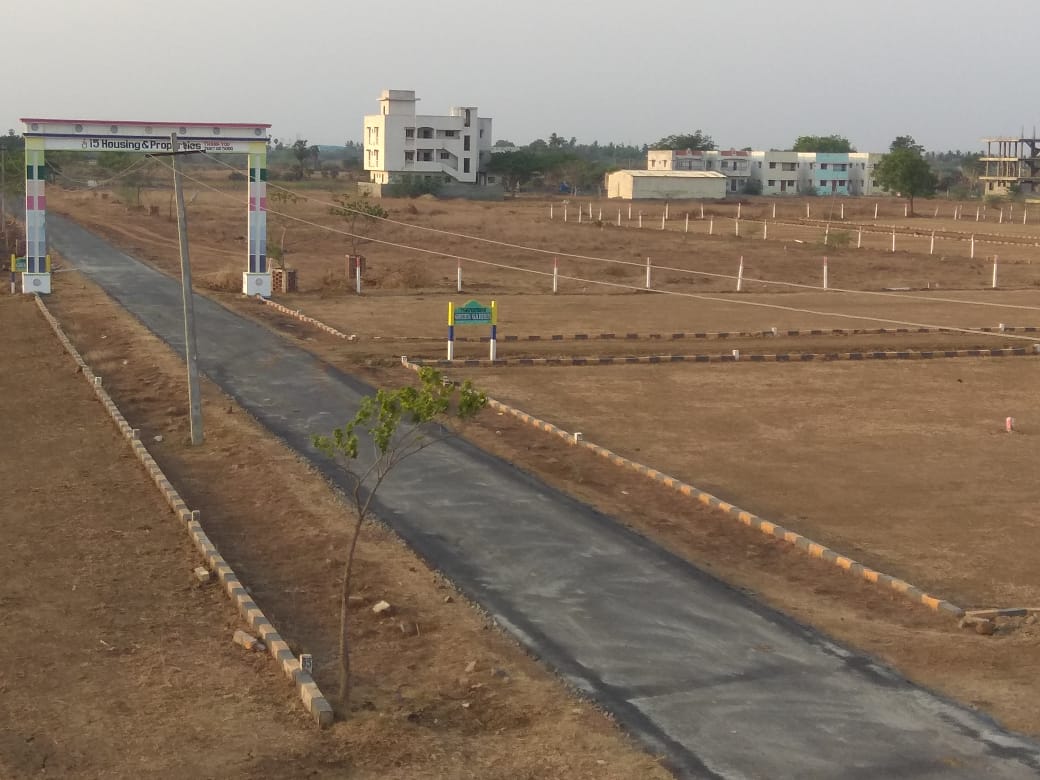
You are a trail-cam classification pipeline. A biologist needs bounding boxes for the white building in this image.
[362,89,494,191]
[647,149,751,194]
[607,170,727,200]
[650,147,886,197]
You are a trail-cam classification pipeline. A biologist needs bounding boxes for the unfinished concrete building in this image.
[979,137,1040,195]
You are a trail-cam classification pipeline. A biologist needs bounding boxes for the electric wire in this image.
[146,157,1040,345]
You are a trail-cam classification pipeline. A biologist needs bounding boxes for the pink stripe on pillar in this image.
[25,195,35,210]
[37,196,46,210]
[249,196,256,211]
[259,197,267,211]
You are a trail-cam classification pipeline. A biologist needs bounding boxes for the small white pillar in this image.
[736,256,744,292]
[645,257,652,289]
[823,256,829,290]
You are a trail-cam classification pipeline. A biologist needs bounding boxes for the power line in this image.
[145,157,1040,345]
[200,151,1040,316]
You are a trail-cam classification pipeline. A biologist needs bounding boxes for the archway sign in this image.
[19,118,272,296]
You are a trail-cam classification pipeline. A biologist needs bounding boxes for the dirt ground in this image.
[44,182,1040,741]
[2,288,668,779]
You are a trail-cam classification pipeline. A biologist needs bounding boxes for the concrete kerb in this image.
[399,355,966,620]
[256,296,357,341]
[33,295,334,727]
[405,347,1034,369]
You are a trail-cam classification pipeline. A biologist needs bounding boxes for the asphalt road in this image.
[45,212,1040,779]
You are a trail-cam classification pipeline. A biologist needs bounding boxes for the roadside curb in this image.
[407,346,1035,369]
[401,355,965,619]
[256,296,355,341]
[35,295,335,727]
[451,325,1040,343]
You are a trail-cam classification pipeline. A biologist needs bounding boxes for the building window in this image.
[464,109,471,127]
[820,163,828,170]
[405,128,414,138]
[464,135,471,151]
[768,180,776,187]
[488,175,496,183]
[405,151,414,161]
[464,159,471,173]
[479,128,484,138]
[769,162,777,169]
[839,180,847,187]
[757,161,762,168]
[439,151,450,160]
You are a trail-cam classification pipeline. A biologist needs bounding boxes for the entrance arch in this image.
[19,118,272,296]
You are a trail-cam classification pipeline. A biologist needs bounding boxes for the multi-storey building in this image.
[651,147,885,196]
[646,149,751,194]
[362,89,494,192]
[979,137,1040,195]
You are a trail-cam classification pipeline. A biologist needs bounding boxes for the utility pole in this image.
[169,133,204,445]
[1,147,6,228]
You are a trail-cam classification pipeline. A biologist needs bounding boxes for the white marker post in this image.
[772,202,777,219]
[992,255,999,289]
[645,257,652,289]
[934,206,939,217]
[457,259,462,292]
[553,256,558,294]
[736,256,744,292]
[578,208,583,224]
[840,203,845,220]
[661,213,666,230]
[857,228,863,248]
[356,261,362,295]
[685,213,689,233]
[1024,209,1029,225]
[971,234,976,258]
[664,202,670,219]
[874,202,879,220]
[564,204,568,222]
[588,202,593,219]
[904,203,908,217]
[628,204,632,220]
[617,208,622,227]
[737,202,742,220]
[709,217,714,236]
[823,256,829,290]
[930,231,935,255]
[598,208,602,221]
[999,209,1004,224]
[891,229,896,253]
[806,203,810,219]
[824,224,830,246]
[763,221,768,240]
[638,212,643,228]
[976,206,981,222]
[735,219,740,237]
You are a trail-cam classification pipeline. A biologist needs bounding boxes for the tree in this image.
[291,139,311,177]
[873,144,938,215]
[890,135,924,154]
[649,131,716,151]
[313,369,488,714]
[328,193,388,257]
[791,135,855,153]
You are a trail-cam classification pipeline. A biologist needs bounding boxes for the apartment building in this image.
[652,147,885,197]
[646,149,751,194]
[362,89,494,192]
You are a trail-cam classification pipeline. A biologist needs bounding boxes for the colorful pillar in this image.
[22,138,51,293]
[447,302,455,361]
[489,300,498,361]
[243,144,271,297]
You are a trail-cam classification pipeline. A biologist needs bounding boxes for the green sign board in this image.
[452,299,494,325]
[10,256,27,273]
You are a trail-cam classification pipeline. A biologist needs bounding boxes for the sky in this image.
[5,0,1037,154]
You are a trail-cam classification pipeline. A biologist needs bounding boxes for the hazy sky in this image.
[5,0,1036,154]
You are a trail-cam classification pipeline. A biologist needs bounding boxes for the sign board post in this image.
[448,299,498,361]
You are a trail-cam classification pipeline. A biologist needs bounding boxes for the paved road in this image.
[47,213,1040,779]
